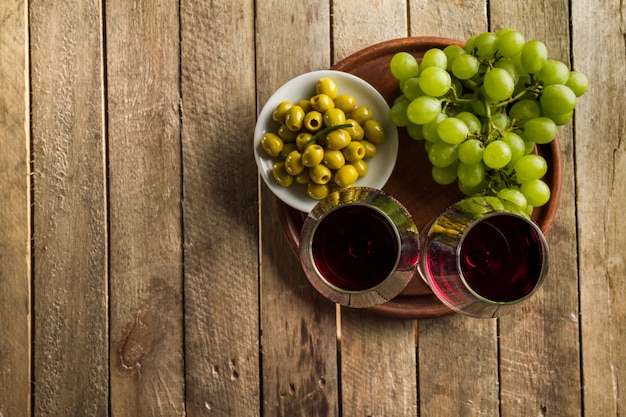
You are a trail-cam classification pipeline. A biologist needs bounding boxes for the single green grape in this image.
[406,96,441,125]
[428,140,459,168]
[540,84,577,114]
[473,32,498,58]
[420,48,448,70]
[537,59,570,85]
[565,71,589,97]
[509,99,541,126]
[458,138,484,165]
[521,40,548,74]
[431,161,459,185]
[422,113,446,143]
[406,123,424,140]
[520,179,551,206]
[390,52,419,81]
[418,66,452,97]
[483,68,515,101]
[514,154,548,182]
[401,77,425,100]
[495,29,525,57]
[451,54,480,80]
[390,97,411,127]
[457,161,485,187]
[490,112,511,131]
[437,117,469,144]
[483,140,512,169]
[522,117,557,144]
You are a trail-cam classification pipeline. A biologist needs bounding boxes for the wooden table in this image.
[1,1,624,416]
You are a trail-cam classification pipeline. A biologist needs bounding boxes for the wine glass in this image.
[299,187,420,308]
[418,196,550,318]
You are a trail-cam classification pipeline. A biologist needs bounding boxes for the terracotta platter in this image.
[276,37,563,319]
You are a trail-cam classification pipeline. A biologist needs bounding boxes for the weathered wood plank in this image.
[256,1,340,416]
[409,0,487,41]
[179,1,260,415]
[490,2,583,415]
[571,0,626,415]
[0,1,31,416]
[29,0,108,415]
[408,2,501,416]
[330,2,419,416]
[105,1,184,415]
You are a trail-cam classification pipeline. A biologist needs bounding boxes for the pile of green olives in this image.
[260,77,386,201]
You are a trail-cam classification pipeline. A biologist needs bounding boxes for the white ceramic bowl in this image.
[254,70,399,212]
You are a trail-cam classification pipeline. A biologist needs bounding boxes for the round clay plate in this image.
[276,37,563,319]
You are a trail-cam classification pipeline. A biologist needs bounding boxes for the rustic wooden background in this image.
[1,0,624,416]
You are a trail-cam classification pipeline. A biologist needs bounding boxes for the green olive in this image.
[316,77,338,99]
[349,105,373,125]
[295,169,310,184]
[296,132,314,151]
[272,162,294,187]
[307,182,330,200]
[284,105,305,131]
[310,94,335,113]
[323,108,347,128]
[284,150,305,176]
[277,124,298,142]
[334,94,357,113]
[324,129,351,150]
[272,101,292,124]
[363,119,385,144]
[260,132,284,157]
[322,149,345,170]
[303,111,323,132]
[280,142,297,158]
[361,140,377,159]
[298,99,312,113]
[302,144,325,167]
[309,164,332,184]
[352,159,369,177]
[343,119,364,140]
[342,141,365,162]
[334,164,359,188]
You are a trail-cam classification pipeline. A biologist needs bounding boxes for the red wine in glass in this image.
[311,204,400,292]
[299,187,420,308]
[420,196,549,318]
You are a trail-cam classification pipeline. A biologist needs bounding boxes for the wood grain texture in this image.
[256,1,340,416]
[490,2,583,416]
[409,0,487,41]
[340,309,417,416]
[418,317,499,415]
[105,1,184,415]
[572,0,626,415]
[180,1,260,415]
[29,0,109,415]
[0,1,30,416]
[332,0,408,62]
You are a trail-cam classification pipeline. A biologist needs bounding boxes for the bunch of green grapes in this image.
[389,28,588,214]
